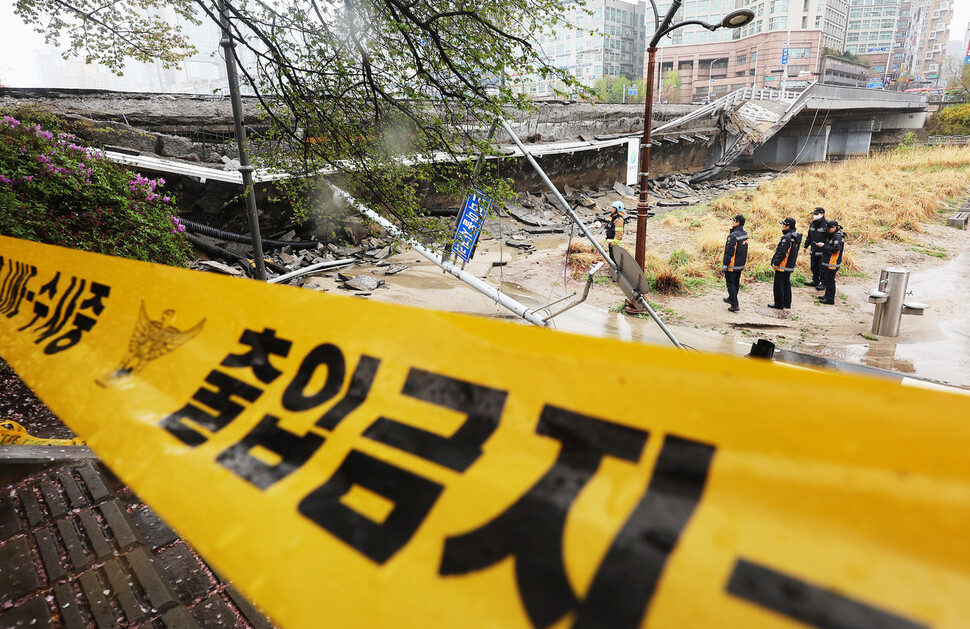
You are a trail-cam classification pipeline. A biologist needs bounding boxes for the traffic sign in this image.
[627,87,638,96]
[765,76,776,81]
[781,47,789,65]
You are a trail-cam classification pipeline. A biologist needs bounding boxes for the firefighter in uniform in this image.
[605,201,626,262]
[803,206,827,289]
[769,217,802,309]
[817,220,844,305]
[722,214,749,312]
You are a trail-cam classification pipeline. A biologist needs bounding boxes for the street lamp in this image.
[751,33,782,90]
[705,56,728,103]
[635,2,754,270]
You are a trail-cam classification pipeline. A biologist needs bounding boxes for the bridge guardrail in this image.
[927,136,970,145]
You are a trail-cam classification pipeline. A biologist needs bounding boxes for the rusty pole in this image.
[635,45,658,271]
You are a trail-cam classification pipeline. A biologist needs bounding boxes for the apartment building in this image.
[845,0,903,76]
[910,0,953,84]
[514,0,648,98]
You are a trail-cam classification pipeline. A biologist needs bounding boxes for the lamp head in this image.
[720,9,755,28]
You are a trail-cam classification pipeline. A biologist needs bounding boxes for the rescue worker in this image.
[605,201,626,263]
[817,220,844,305]
[769,217,802,309]
[803,206,827,289]
[722,214,749,312]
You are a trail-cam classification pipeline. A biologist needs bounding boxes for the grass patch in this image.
[638,146,970,287]
[860,333,877,341]
[906,244,948,259]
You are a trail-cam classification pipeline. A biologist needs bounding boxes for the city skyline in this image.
[0,0,969,91]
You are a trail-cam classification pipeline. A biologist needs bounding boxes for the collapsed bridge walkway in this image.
[647,83,928,182]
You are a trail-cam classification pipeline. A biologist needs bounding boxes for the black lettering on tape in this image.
[439,405,648,629]
[298,449,444,564]
[574,435,715,629]
[0,261,36,317]
[726,559,930,629]
[217,413,325,489]
[363,369,507,472]
[282,343,345,412]
[16,271,59,331]
[221,328,292,384]
[160,370,263,446]
[34,276,82,343]
[79,282,110,316]
[316,355,381,431]
[43,313,95,355]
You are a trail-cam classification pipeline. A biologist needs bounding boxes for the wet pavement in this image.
[364,228,970,390]
[0,459,275,628]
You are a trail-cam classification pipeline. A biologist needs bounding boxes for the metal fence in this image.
[927,136,970,145]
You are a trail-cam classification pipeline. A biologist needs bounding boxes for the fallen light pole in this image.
[498,119,685,349]
[327,184,550,327]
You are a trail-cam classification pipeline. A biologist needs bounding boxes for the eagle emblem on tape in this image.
[96,302,205,387]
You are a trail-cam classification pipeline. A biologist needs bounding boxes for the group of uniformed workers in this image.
[722,206,845,312]
[601,201,845,314]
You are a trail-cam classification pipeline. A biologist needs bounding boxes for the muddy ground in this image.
[4,179,969,439]
[331,193,970,390]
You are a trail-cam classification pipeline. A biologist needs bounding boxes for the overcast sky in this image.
[2,0,970,89]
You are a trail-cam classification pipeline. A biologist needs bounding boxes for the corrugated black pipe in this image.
[185,233,288,275]
[181,218,319,250]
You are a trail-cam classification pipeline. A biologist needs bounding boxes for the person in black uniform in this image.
[803,207,827,289]
[722,214,749,312]
[769,217,802,309]
[817,220,844,305]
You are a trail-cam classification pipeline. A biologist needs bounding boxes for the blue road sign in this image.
[781,47,789,65]
[451,192,492,263]
[627,87,638,96]
[866,47,888,53]
[866,79,884,89]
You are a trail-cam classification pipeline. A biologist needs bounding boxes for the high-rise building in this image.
[910,0,953,84]
[514,0,647,98]
[845,0,900,76]
[732,0,849,52]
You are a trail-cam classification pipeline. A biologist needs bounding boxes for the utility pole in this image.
[781,21,791,97]
[217,0,267,281]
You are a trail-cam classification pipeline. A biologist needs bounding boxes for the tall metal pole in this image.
[635,45,657,270]
[217,0,267,281]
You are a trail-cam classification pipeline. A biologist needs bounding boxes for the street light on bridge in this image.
[635,2,755,270]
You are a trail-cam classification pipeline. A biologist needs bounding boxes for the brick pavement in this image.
[0,460,276,628]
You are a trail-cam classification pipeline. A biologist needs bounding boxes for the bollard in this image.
[869,267,926,337]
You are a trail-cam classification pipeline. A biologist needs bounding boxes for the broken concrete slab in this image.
[195,260,245,276]
[505,204,554,227]
[384,264,409,275]
[505,238,533,250]
[344,276,384,291]
[302,277,329,291]
[365,246,391,259]
[613,181,636,197]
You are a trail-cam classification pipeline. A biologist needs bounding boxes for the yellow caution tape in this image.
[1,234,970,629]
[0,419,85,446]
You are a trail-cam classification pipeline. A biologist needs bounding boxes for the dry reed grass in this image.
[566,241,599,278]
[641,146,970,281]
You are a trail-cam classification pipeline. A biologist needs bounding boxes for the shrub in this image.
[926,103,970,136]
[0,111,189,266]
